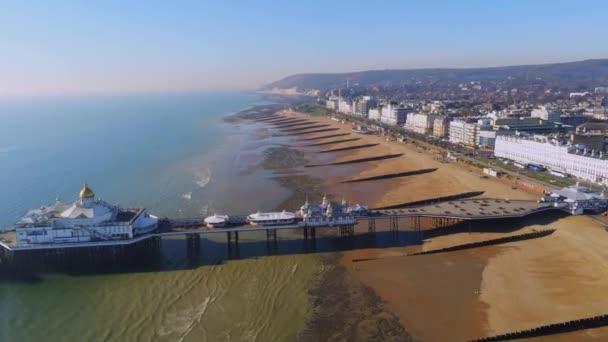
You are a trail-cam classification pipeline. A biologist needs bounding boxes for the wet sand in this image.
[267,109,608,341]
[258,136,411,341]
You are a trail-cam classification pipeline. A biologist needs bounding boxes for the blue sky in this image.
[1,1,607,97]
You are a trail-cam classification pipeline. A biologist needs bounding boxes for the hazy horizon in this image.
[2,1,608,97]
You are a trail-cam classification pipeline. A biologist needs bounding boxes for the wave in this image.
[156,296,216,341]
[182,192,192,200]
[195,167,211,188]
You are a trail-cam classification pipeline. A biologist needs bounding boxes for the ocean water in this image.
[0,92,320,342]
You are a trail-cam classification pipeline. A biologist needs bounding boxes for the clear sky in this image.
[1,0,608,97]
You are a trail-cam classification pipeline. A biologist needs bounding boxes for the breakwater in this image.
[408,229,555,256]
[284,128,339,136]
[304,138,361,147]
[469,314,608,341]
[298,133,351,141]
[318,143,379,153]
[343,168,437,183]
[273,121,314,128]
[281,124,330,132]
[305,153,404,167]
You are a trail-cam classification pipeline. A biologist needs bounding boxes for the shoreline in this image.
[248,104,414,341]
[263,108,608,341]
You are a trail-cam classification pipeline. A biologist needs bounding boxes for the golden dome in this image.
[79,183,95,198]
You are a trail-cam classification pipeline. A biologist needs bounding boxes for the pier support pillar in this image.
[226,231,240,259]
[227,231,240,244]
[390,216,399,232]
[186,234,201,256]
[368,218,376,233]
[339,225,355,237]
[266,229,278,254]
[266,229,277,242]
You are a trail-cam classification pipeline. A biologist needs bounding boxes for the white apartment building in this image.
[368,108,381,121]
[531,106,560,123]
[338,98,352,114]
[326,98,339,111]
[380,103,408,126]
[352,97,370,117]
[449,120,466,145]
[449,119,493,147]
[478,130,497,148]
[494,136,608,185]
[433,117,450,138]
[404,113,437,134]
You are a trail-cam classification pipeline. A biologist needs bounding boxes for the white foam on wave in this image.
[156,296,216,341]
[182,192,192,200]
[195,167,211,188]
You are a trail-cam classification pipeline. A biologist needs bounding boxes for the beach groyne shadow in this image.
[284,128,340,136]
[273,121,315,128]
[281,124,330,132]
[298,133,351,141]
[304,138,361,147]
[318,143,379,153]
[305,153,404,167]
[343,168,437,183]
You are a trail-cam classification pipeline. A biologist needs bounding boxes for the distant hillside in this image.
[263,59,608,91]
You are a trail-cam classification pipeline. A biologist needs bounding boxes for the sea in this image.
[0,92,321,342]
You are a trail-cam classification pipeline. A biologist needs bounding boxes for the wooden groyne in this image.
[373,191,485,210]
[304,138,361,147]
[298,133,351,141]
[318,143,379,153]
[273,121,314,128]
[281,124,329,132]
[305,153,404,167]
[408,229,555,256]
[343,168,437,183]
[469,314,608,341]
[263,117,304,124]
[284,128,339,136]
[351,229,555,262]
[271,119,310,125]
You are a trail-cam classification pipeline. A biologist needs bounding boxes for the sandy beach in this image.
[264,109,608,341]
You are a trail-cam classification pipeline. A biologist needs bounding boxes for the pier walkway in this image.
[0,198,559,252]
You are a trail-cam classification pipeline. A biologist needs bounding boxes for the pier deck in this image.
[374,198,553,220]
[0,198,558,251]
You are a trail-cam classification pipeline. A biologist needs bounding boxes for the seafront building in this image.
[368,108,381,121]
[326,97,339,111]
[448,118,494,147]
[11,184,158,246]
[494,135,608,185]
[433,117,450,138]
[493,117,566,134]
[338,98,352,114]
[352,96,371,117]
[404,113,437,134]
[531,106,561,122]
[380,102,408,126]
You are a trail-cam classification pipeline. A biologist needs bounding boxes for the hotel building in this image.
[494,136,608,185]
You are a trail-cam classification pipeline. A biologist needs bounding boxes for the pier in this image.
[0,198,561,266]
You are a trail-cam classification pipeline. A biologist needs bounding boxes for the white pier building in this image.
[12,184,158,246]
